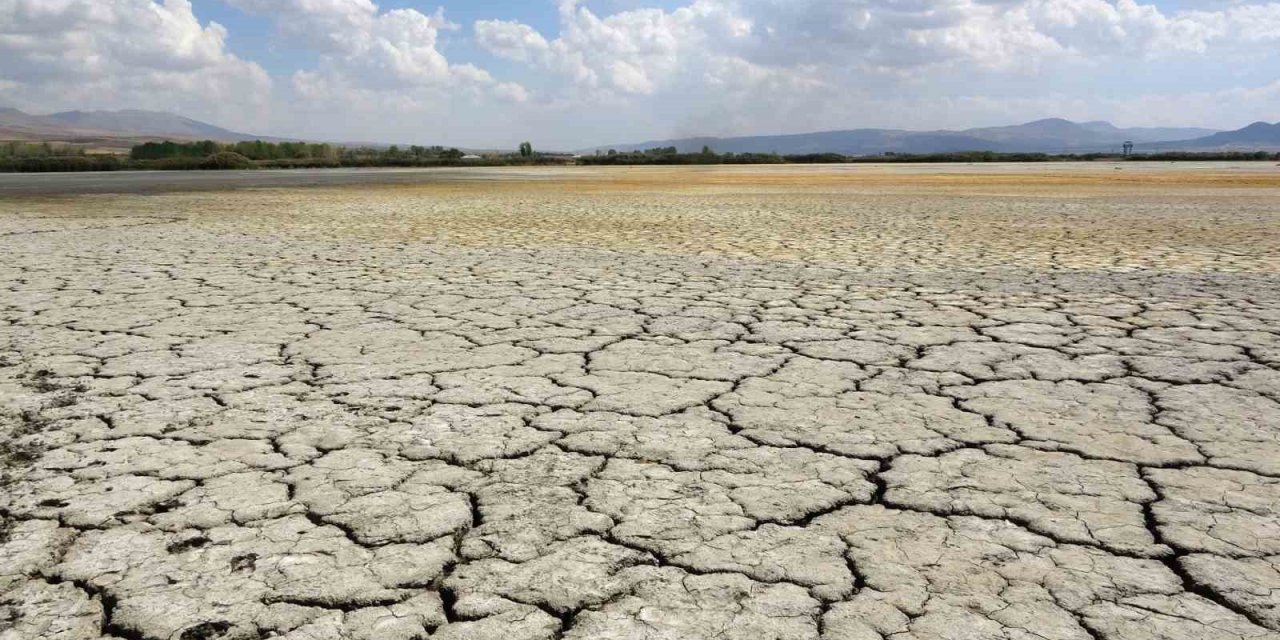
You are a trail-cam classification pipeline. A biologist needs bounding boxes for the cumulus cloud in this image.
[2,0,1278,148]
[461,0,1280,145]
[223,0,387,52]
[479,0,1280,98]
[475,19,551,64]
[1024,0,1280,57]
[0,0,270,126]
[478,0,746,97]
[227,0,525,107]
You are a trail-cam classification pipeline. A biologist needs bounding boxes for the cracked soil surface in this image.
[2,163,1279,639]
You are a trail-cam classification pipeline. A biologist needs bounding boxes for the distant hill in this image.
[0,107,270,143]
[606,129,998,156]
[1165,122,1280,151]
[587,118,1224,156]
[45,110,257,140]
[0,107,78,138]
[961,119,1218,150]
[1077,121,1222,143]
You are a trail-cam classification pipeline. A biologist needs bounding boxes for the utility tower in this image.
[1122,141,1134,157]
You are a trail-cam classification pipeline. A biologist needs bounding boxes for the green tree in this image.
[202,152,253,170]
[519,142,533,158]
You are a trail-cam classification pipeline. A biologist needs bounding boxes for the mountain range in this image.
[587,118,1280,155]
[0,108,266,144]
[3,108,1279,155]
[1182,121,1280,149]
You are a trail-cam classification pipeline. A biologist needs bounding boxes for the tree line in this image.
[0,142,121,171]
[0,139,574,172]
[128,140,473,168]
[579,147,1280,166]
[1,142,88,158]
[1,138,1277,172]
[578,146,786,165]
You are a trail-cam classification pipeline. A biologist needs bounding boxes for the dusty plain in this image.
[2,163,1279,640]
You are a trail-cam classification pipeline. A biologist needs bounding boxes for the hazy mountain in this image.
[0,107,78,138]
[1167,122,1280,151]
[1074,121,1221,143]
[962,118,1218,150]
[0,108,266,142]
[45,109,256,139]
[588,118,1225,156]
[6,107,1270,155]
[597,129,996,156]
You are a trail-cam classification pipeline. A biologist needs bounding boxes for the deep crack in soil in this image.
[2,164,1279,640]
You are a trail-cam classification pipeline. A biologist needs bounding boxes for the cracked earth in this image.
[2,164,1279,640]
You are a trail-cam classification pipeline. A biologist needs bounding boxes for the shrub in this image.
[201,152,254,170]
[0,155,123,172]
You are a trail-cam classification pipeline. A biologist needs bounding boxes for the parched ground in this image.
[2,164,1279,640]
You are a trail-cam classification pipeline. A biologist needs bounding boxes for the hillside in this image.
[0,108,268,146]
[0,108,85,138]
[1169,122,1280,151]
[45,110,254,140]
[588,119,1225,156]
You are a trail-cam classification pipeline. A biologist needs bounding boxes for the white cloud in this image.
[0,0,270,127]
[493,0,738,97]
[456,0,1280,146]
[474,19,550,64]
[736,0,1280,68]
[2,0,1278,148]
[227,0,524,106]
[224,0,382,52]
[479,0,1280,98]
[304,7,454,90]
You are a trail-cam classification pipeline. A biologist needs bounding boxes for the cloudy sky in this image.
[2,0,1279,148]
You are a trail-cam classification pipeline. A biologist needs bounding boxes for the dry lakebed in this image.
[2,163,1279,640]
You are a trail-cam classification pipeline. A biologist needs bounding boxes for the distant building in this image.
[461,154,482,161]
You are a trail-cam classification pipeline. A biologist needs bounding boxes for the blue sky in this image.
[2,0,1279,148]
[196,1,559,79]
[195,1,693,89]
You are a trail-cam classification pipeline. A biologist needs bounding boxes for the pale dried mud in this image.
[1,164,1279,640]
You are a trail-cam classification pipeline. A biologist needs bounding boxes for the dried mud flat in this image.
[2,164,1280,640]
